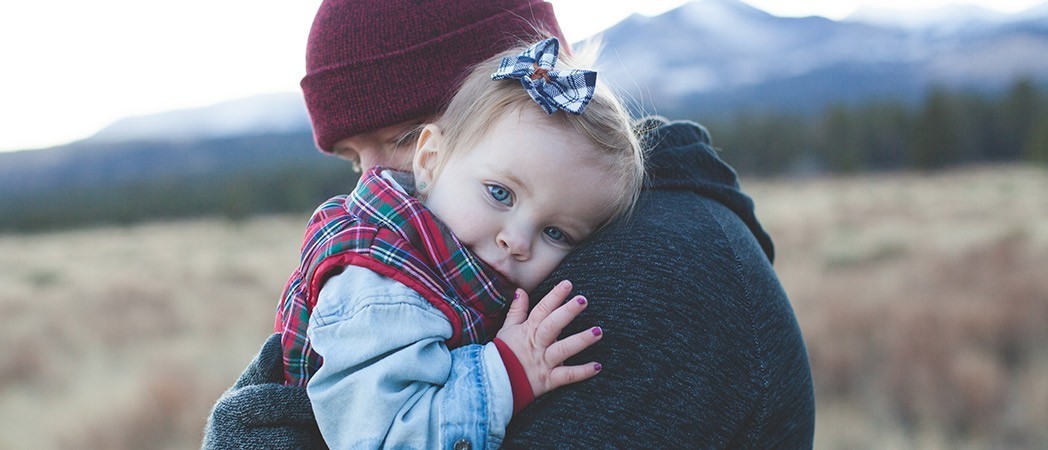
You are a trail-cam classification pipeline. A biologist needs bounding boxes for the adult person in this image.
[203,0,815,448]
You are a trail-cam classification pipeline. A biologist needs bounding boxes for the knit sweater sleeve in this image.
[202,333,325,449]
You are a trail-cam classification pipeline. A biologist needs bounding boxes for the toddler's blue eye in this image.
[544,227,565,242]
[487,185,512,205]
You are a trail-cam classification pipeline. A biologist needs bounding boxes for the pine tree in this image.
[1025,112,1048,166]
[1000,78,1040,161]
[913,89,960,170]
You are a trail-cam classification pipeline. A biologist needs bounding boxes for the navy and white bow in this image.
[491,37,597,115]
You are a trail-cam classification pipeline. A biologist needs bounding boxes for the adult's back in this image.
[503,117,815,448]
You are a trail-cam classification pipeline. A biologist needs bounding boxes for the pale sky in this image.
[0,0,1044,152]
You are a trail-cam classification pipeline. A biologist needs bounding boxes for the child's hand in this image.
[495,280,603,398]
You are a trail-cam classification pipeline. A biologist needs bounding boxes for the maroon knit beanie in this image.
[301,0,567,153]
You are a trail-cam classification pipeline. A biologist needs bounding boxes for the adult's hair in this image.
[300,0,567,153]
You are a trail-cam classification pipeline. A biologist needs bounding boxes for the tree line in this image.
[704,78,1048,176]
[0,134,358,232]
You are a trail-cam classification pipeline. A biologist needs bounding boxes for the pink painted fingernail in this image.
[576,296,587,305]
[593,363,602,372]
[513,290,520,299]
[591,326,602,337]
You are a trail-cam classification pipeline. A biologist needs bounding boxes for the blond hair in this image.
[431,40,645,221]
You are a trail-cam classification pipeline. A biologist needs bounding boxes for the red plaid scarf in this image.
[274,168,511,386]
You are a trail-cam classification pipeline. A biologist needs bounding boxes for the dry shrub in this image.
[216,262,262,287]
[779,167,1048,448]
[805,228,1048,445]
[26,269,63,288]
[880,306,1010,435]
[803,300,882,397]
[89,282,184,347]
[61,364,212,450]
[950,350,1007,430]
[0,335,47,390]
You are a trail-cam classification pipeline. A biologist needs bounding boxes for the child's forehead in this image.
[477,106,586,149]
[468,123,597,173]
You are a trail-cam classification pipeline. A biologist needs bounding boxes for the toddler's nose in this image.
[497,230,531,260]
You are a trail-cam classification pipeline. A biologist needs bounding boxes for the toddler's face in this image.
[415,108,620,292]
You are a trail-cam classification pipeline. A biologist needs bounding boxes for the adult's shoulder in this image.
[632,115,775,262]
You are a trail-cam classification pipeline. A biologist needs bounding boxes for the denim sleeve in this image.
[306,266,513,449]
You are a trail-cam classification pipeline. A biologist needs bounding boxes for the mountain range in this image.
[599,0,1048,117]
[3,0,1048,227]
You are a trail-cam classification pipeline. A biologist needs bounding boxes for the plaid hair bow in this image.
[491,37,597,115]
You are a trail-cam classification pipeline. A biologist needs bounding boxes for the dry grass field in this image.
[1,166,1046,449]
[748,166,1048,449]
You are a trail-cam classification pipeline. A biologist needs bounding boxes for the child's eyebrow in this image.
[491,166,532,197]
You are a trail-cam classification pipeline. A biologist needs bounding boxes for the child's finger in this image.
[548,361,602,390]
[536,294,587,347]
[527,280,572,325]
[503,289,529,326]
[544,327,603,367]
[546,326,602,367]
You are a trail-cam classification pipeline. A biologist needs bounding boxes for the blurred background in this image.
[1,0,1046,448]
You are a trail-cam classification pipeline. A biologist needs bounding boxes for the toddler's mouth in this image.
[493,267,514,288]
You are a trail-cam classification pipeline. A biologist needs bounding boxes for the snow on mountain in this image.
[1016,2,1048,20]
[846,4,1005,32]
[673,0,779,50]
[88,93,310,143]
[598,0,906,105]
[925,33,1048,85]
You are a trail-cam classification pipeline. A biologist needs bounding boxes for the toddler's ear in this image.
[413,124,444,187]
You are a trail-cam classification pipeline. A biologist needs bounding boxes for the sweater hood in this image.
[636,116,775,262]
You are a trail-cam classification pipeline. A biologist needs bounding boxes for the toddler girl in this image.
[274,38,644,448]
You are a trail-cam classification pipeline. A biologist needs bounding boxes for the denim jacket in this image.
[307,265,513,449]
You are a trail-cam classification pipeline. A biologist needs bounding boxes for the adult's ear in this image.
[412,124,444,192]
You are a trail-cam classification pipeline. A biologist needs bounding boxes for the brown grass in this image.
[0,216,300,449]
[0,166,1045,448]
[748,165,1048,449]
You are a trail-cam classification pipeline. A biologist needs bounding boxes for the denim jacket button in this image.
[453,439,471,450]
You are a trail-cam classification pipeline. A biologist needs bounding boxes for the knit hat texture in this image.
[301,0,566,153]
